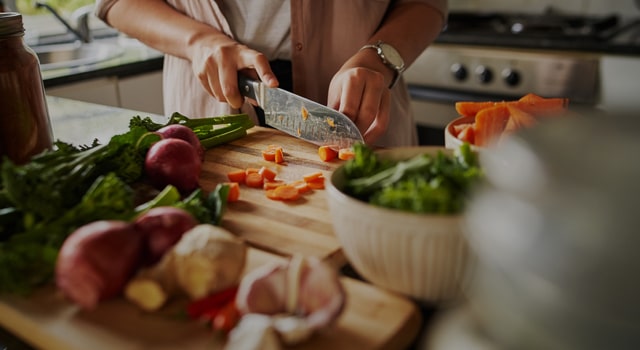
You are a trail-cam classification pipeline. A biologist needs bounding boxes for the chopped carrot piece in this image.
[289,180,311,194]
[263,180,285,190]
[265,189,281,200]
[258,166,277,182]
[261,145,282,162]
[245,172,264,188]
[455,101,497,117]
[507,105,538,128]
[226,170,246,184]
[306,177,325,190]
[274,147,285,164]
[301,107,309,120]
[318,145,338,162]
[245,167,260,175]
[338,148,355,160]
[224,182,240,202]
[474,105,511,147]
[456,124,475,144]
[273,185,300,201]
[302,171,324,183]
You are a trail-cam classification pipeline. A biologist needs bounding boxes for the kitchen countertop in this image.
[0,96,439,350]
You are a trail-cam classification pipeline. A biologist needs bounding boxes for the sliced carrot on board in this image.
[245,172,264,188]
[318,145,338,162]
[273,185,300,201]
[265,189,281,200]
[338,148,355,160]
[274,147,285,164]
[474,104,511,147]
[306,178,325,190]
[261,145,282,162]
[302,171,324,183]
[258,166,277,182]
[263,180,285,190]
[289,180,311,194]
[245,167,260,175]
[224,182,240,202]
[226,170,246,184]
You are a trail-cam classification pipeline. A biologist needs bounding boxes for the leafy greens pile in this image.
[342,143,482,214]
[0,112,252,295]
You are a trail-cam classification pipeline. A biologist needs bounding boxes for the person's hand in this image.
[328,54,391,144]
[187,33,278,109]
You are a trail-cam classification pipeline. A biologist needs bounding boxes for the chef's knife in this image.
[238,76,364,149]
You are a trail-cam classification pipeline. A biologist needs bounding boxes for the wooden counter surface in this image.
[0,97,423,350]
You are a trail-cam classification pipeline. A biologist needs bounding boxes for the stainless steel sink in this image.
[33,41,125,71]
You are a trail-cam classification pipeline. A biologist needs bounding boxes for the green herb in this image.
[342,143,482,214]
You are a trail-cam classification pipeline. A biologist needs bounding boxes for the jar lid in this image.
[0,12,25,38]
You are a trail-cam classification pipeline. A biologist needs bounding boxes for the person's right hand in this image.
[187,33,278,109]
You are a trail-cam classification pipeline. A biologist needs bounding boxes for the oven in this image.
[406,9,640,145]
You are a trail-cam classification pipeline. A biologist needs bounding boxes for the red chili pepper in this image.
[212,300,241,334]
[186,285,239,320]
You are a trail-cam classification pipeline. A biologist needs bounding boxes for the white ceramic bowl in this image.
[326,147,472,303]
[444,116,477,150]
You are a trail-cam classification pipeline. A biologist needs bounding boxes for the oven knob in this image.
[502,68,521,87]
[475,65,493,84]
[450,63,468,81]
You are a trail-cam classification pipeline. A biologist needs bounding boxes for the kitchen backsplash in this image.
[449,0,640,18]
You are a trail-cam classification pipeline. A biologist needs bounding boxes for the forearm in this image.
[103,0,228,61]
[353,2,445,87]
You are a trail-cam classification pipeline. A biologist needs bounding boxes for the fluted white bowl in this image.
[444,116,477,150]
[326,147,471,303]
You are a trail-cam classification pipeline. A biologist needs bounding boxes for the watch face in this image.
[380,43,404,70]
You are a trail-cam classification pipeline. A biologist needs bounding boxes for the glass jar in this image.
[0,12,53,165]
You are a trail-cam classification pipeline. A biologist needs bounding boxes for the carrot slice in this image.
[274,147,285,164]
[306,176,325,190]
[474,105,511,147]
[289,180,311,194]
[263,180,285,190]
[261,145,282,162]
[302,171,324,183]
[318,145,338,162]
[258,166,277,182]
[245,167,260,175]
[507,105,538,128]
[245,172,264,188]
[456,124,475,144]
[226,170,246,184]
[265,189,281,200]
[224,182,240,202]
[455,101,497,117]
[273,185,300,201]
[338,148,355,160]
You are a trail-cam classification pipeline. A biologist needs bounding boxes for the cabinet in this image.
[45,71,164,115]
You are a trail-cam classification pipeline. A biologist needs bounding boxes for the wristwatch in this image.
[360,40,406,89]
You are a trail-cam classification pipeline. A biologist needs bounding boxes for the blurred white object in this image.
[464,113,640,350]
[326,147,471,303]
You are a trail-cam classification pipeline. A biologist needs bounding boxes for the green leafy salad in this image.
[342,143,482,214]
[0,112,252,295]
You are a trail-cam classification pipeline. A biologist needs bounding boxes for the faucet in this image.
[33,1,93,43]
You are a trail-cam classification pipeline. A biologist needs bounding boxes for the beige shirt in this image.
[96,0,448,147]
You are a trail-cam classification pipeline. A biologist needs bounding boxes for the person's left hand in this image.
[328,66,390,145]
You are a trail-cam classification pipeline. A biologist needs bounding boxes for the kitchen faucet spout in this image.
[34,1,92,43]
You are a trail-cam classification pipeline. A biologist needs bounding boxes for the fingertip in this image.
[263,74,279,88]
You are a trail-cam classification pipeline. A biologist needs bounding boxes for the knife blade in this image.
[238,76,364,149]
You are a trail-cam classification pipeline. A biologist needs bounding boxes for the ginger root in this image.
[124,224,247,311]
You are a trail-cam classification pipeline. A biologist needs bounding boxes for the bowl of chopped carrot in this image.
[445,93,571,150]
[326,143,483,303]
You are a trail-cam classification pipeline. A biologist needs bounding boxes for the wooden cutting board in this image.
[199,127,347,267]
[0,249,422,350]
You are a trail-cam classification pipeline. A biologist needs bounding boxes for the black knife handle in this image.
[238,75,259,100]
